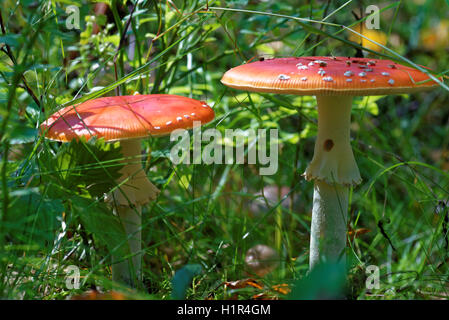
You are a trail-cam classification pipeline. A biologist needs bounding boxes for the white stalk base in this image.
[112,204,142,287]
[309,180,348,269]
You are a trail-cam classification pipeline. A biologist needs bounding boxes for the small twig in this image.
[0,10,42,112]
[436,200,449,250]
[17,83,41,109]
[350,11,365,58]
[378,219,397,251]
[167,0,182,16]
[311,0,331,56]
[444,210,449,250]
[112,1,138,95]
[115,2,137,58]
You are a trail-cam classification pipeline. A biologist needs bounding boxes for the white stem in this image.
[304,96,360,270]
[112,205,142,286]
[309,180,348,269]
[108,139,160,287]
[113,139,160,206]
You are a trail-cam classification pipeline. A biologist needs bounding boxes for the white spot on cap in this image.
[191,113,196,116]
[370,79,375,83]
[318,69,326,76]
[314,60,327,66]
[344,71,354,77]
[388,79,395,85]
[346,78,353,82]
[278,74,290,80]
[308,62,315,66]
[202,104,208,108]
[154,126,160,130]
[184,115,190,118]
[381,72,390,76]
[358,72,367,77]
[301,77,308,81]
[297,65,309,70]
[176,117,183,121]
[323,76,333,82]
[166,121,172,125]
[360,79,367,83]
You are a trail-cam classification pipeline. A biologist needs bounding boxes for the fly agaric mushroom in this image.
[221,57,440,269]
[41,94,214,286]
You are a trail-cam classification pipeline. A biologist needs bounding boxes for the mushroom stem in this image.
[112,204,142,287]
[113,139,160,206]
[110,139,160,287]
[305,96,360,269]
[309,180,348,269]
[304,96,361,185]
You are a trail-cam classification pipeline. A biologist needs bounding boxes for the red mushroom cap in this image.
[41,94,215,142]
[221,56,441,96]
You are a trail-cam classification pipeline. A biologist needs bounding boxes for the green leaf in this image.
[41,137,124,198]
[71,196,128,257]
[226,0,249,6]
[288,262,346,299]
[354,96,385,116]
[171,264,203,299]
[5,191,63,246]
[0,34,21,47]
[9,122,37,144]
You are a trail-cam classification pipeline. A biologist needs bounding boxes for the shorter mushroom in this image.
[41,94,215,287]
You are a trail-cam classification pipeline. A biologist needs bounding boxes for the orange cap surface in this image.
[41,94,215,142]
[221,57,441,96]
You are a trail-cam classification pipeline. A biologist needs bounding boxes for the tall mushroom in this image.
[41,94,215,286]
[221,57,440,269]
